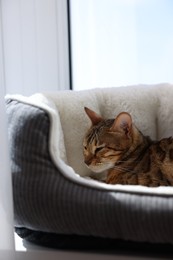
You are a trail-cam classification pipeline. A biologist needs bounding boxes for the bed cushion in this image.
[5,84,173,247]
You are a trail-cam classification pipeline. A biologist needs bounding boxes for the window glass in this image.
[70,0,173,90]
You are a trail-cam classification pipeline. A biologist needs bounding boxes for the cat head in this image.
[83,107,135,173]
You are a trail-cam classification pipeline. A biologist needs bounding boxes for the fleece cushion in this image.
[5,84,173,247]
[45,85,159,177]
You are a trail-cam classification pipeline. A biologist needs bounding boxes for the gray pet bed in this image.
[5,84,173,248]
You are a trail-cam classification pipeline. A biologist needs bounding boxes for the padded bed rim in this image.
[5,93,173,197]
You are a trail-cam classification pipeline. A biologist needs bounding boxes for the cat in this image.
[83,107,173,187]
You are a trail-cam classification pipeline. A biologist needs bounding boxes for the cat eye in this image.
[107,146,115,150]
[107,146,119,151]
[95,147,103,153]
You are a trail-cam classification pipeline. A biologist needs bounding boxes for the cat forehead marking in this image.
[87,119,114,144]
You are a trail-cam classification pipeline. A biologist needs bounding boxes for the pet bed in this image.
[5,84,173,248]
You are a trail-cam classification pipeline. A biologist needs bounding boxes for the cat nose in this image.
[84,157,92,166]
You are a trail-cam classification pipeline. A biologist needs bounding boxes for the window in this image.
[70,0,173,90]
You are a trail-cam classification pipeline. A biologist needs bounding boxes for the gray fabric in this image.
[6,99,173,244]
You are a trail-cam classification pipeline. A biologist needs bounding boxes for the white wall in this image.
[0,0,70,256]
[0,1,15,254]
[1,0,70,95]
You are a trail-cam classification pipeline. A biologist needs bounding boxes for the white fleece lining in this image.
[6,86,173,196]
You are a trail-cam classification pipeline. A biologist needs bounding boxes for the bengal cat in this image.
[83,107,173,187]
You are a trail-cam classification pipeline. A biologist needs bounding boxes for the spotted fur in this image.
[83,107,173,187]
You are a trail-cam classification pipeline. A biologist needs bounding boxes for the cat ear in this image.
[110,112,132,137]
[84,107,103,125]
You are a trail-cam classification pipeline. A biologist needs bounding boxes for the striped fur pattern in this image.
[83,107,173,187]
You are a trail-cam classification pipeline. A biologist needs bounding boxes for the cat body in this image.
[83,107,173,187]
